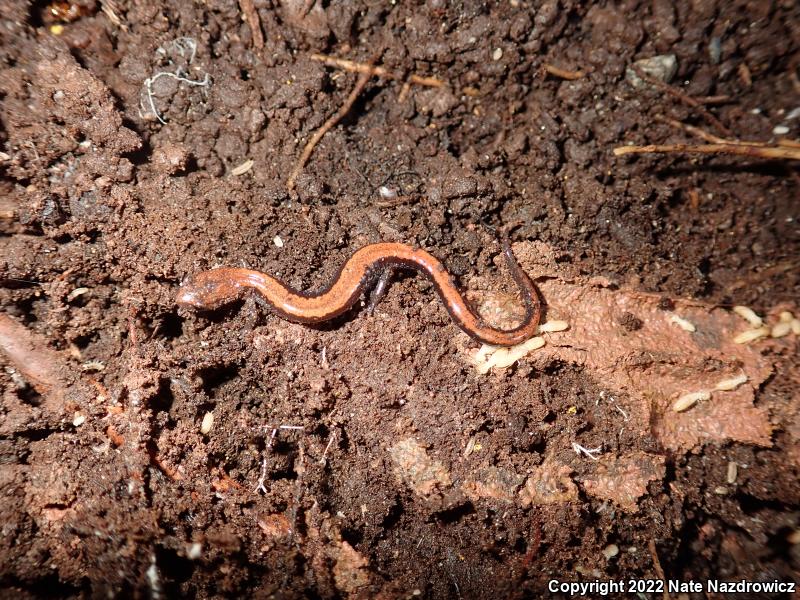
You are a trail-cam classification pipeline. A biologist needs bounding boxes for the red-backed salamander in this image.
[176,241,542,346]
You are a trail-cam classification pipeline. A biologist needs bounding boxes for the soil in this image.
[1,1,799,598]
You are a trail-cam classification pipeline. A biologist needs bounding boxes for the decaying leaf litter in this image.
[1,0,799,598]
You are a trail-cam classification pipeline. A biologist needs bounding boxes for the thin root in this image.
[542,63,585,80]
[143,70,211,125]
[286,63,375,191]
[238,0,264,50]
[613,142,800,161]
[310,53,443,88]
[0,314,69,406]
[631,65,732,137]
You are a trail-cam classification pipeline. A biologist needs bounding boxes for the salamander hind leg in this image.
[366,268,393,315]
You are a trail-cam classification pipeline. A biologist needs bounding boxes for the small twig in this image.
[542,63,585,80]
[310,53,443,88]
[286,64,375,190]
[655,115,731,144]
[695,94,731,105]
[631,65,732,137]
[299,0,316,18]
[613,142,800,160]
[374,194,418,208]
[0,314,69,407]
[728,260,798,292]
[100,0,127,31]
[648,539,672,600]
[238,0,264,50]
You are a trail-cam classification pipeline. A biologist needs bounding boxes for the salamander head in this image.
[176,269,241,310]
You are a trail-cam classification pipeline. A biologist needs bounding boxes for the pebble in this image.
[708,37,722,65]
[152,142,190,175]
[626,55,678,89]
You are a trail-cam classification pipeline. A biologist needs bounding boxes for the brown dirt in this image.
[1,1,799,598]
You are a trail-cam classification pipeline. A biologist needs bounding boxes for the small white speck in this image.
[273,236,284,248]
[187,543,203,560]
[492,47,503,61]
[378,186,397,199]
[772,125,790,135]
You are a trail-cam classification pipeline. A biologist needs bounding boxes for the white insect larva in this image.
[201,411,214,434]
[778,311,794,323]
[726,461,738,484]
[538,320,569,333]
[714,373,748,391]
[67,287,89,301]
[733,327,770,344]
[475,337,546,374]
[672,390,711,412]
[669,314,696,332]
[733,306,763,328]
[792,319,800,335]
[771,321,792,338]
[231,159,254,175]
